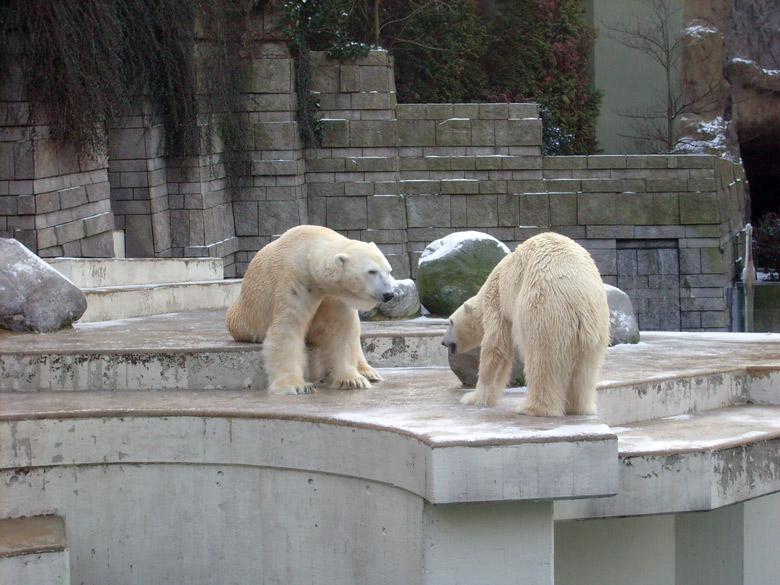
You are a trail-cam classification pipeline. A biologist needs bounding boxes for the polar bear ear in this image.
[335,253,349,266]
[463,302,472,315]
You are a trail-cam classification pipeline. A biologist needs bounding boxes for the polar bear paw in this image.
[358,364,383,383]
[269,376,317,395]
[460,391,497,407]
[333,373,371,390]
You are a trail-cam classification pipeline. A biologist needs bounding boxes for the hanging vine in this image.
[0,0,249,184]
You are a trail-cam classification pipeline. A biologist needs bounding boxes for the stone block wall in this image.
[0,54,115,258]
[539,155,746,330]
[0,41,748,330]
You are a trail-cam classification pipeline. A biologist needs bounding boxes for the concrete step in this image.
[0,310,449,391]
[556,404,780,520]
[0,516,70,585]
[48,257,225,288]
[79,280,242,322]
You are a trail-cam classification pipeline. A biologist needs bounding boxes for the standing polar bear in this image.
[227,225,394,395]
[442,232,610,417]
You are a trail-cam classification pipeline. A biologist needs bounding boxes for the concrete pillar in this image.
[423,501,554,585]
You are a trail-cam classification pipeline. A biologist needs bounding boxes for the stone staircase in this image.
[46,257,242,322]
[2,257,780,584]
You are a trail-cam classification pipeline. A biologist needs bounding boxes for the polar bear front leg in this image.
[461,325,512,407]
[309,297,372,390]
[264,312,317,395]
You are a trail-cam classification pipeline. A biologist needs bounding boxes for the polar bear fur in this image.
[226,225,394,395]
[442,232,610,417]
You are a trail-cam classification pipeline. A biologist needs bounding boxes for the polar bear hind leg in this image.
[515,341,572,417]
[564,347,602,415]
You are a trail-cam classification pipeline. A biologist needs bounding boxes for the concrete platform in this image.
[2,311,780,584]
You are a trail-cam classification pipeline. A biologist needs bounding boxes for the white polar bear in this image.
[226,225,394,395]
[442,232,610,417]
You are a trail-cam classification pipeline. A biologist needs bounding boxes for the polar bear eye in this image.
[367,269,378,275]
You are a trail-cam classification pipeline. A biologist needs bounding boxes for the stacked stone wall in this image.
[0,43,748,330]
[0,55,115,258]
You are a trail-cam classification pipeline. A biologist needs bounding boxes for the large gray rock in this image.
[360,278,421,320]
[447,283,639,387]
[606,284,640,345]
[417,231,509,317]
[448,347,525,389]
[0,238,87,332]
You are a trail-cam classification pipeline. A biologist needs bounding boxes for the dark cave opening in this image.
[740,141,780,223]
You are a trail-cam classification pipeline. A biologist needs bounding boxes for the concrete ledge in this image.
[0,368,617,504]
[47,257,225,288]
[556,404,780,520]
[79,280,242,322]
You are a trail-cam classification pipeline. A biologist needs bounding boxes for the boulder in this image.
[417,231,509,317]
[448,347,525,389]
[606,284,640,345]
[0,238,87,332]
[360,278,421,320]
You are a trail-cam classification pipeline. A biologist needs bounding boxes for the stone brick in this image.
[518,193,550,227]
[679,192,719,224]
[471,120,495,146]
[497,119,542,146]
[436,118,471,146]
[545,179,581,193]
[616,192,653,225]
[451,195,468,227]
[578,192,616,225]
[442,179,479,194]
[467,194,498,227]
[634,225,686,238]
[351,92,396,111]
[406,194,450,228]
[396,104,426,120]
[588,155,627,169]
[679,248,701,274]
[544,156,587,170]
[339,65,361,93]
[653,192,680,224]
[327,197,367,230]
[498,194,520,227]
[359,66,394,93]
[700,246,726,273]
[59,186,88,209]
[425,104,454,119]
[83,211,115,237]
[549,192,577,225]
[367,195,405,230]
[647,178,689,192]
[350,120,396,147]
[252,57,294,93]
[234,201,259,236]
[589,248,617,276]
[255,122,297,150]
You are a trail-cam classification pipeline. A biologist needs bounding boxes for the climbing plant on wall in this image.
[0,0,249,183]
[480,0,601,155]
[277,0,600,154]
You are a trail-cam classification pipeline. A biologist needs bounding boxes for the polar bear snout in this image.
[382,291,394,302]
[443,340,458,354]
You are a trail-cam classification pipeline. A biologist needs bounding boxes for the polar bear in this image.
[442,232,610,417]
[226,225,394,395]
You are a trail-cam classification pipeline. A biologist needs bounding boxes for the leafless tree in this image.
[601,0,723,153]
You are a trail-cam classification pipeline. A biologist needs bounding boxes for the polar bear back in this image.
[501,232,609,352]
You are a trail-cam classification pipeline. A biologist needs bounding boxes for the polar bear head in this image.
[442,295,484,354]
[331,241,395,311]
